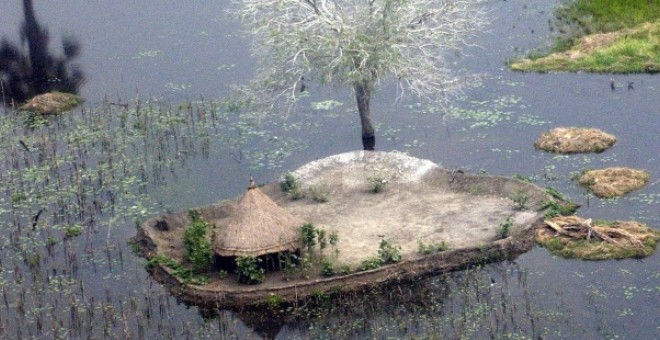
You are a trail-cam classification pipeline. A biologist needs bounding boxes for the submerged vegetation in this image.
[0,97,308,337]
[511,0,660,72]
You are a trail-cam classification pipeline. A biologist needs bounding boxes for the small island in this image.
[134,151,553,308]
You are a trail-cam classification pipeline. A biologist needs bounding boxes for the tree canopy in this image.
[233,0,487,148]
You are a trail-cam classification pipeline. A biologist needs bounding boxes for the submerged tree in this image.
[0,0,84,105]
[233,0,487,149]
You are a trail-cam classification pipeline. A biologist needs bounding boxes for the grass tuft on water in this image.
[578,167,650,198]
[536,215,660,260]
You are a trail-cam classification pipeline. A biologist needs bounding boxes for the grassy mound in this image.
[20,92,83,114]
[511,22,660,73]
[537,215,660,260]
[534,127,616,154]
[510,0,660,73]
[578,167,650,198]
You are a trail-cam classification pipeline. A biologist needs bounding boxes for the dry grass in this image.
[536,215,660,260]
[534,127,616,154]
[213,185,305,257]
[579,167,650,198]
[20,92,83,114]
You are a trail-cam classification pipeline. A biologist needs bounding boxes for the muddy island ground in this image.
[134,151,553,308]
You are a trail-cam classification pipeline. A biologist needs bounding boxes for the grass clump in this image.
[367,176,388,193]
[356,239,402,271]
[537,216,660,260]
[183,210,213,272]
[578,167,650,198]
[542,200,580,219]
[147,255,210,285]
[308,185,330,203]
[510,190,529,211]
[418,240,450,255]
[357,257,382,271]
[20,92,83,114]
[534,127,616,154]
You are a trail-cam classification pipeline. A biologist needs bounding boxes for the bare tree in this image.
[232,0,487,150]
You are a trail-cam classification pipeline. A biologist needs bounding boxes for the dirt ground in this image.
[136,151,549,306]
[266,151,540,266]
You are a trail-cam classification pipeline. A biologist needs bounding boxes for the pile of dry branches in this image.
[536,215,659,260]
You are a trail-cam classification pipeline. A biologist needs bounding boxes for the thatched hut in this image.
[214,180,304,271]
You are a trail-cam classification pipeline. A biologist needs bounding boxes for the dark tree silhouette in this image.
[0,0,84,105]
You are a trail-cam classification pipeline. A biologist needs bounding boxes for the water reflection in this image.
[0,0,84,106]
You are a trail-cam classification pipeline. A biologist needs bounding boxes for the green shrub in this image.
[510,190,529,210]
[64,225,83,239]
[320,258,335,277]
[367,176,388,193]
[496,218,513,239]
[183,210,213,272]
[147,255,210,285]
[308,185,330,203]
[281,172,304,200]
[265,294,283,309]
[545,187,566,200]
[338,264,351,275]
[543,200,579,219]
[300,223,317,253]
[235,256,265,284]
[418,240,450,255]
[358,257,382,271]
[378,239,402,264]
[317,228,327,253]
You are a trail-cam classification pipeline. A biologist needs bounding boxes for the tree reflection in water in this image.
[0,0,84,106]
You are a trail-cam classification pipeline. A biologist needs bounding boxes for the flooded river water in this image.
[1,0,658,338]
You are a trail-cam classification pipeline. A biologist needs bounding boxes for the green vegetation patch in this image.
[511,22,660,73]
[536,215,660,260]
[555,0,660,34]
[183,210,213,272]
[511,0,660,73]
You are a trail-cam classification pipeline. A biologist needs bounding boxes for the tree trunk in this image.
[354,82,375,150]
[22,0,49,96]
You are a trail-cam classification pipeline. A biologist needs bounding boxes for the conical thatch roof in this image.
[214,182,304,257]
